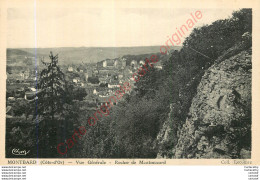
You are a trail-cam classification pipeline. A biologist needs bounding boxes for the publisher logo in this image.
[12,149,30,156]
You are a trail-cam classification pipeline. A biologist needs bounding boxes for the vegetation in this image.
[6,52,81,158]
[6,9,252,158]
[67,9,252,158]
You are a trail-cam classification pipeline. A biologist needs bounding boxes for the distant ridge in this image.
[7,46,181,64]
[7,49,35,57]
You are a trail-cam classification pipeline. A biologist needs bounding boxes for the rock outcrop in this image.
[157,46,252,159]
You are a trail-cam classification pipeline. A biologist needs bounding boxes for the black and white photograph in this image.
[4,7,252,160]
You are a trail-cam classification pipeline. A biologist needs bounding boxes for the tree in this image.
[13,99,31,120]
[38,52,66,121]
[37,52,83,157]
[73,87,88,101]
[88,76,99,84]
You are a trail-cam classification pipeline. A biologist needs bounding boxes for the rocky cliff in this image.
[157,46,252,159]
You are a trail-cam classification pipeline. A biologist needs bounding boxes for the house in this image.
[93,89,98,95]
[73,77,80,83]
[154,65,163,69]
[139,60,145,65]
[8,97,16,101]
[97,96,112,106]
[14,88,25,98]
[154,61,163,69]
[106,59,115,67]
[30,87,37,92]
[76,67,84,73]
[84,73,89,81]
[87,69,93,77]
[24,89,42,101]
[6,106,14,118]
[98,69,110,76]
[97,61,103,69]
[23,70,30,79]
[99,77,108,84]
[68,66,73,72]
[130,60,137,69]
[121,58,127,69]
[108,83,119,88]
[19,72,25,80]
[118,74,123,79]
[103,60,107,67]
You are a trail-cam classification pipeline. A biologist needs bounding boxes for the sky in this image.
[7,8,240,48]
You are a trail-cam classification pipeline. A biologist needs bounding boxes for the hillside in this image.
[67,9,252,158]
[154,9,252,159]
[157,45,252,159]
[7,49,35,58]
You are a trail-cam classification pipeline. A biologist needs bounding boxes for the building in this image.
[108,82,119,89]
[106,59,114,67]
[99,77,108,84]
[93,88,98,95]
[87,69,93,78]
[24,70,30,79]
[121,58,127,69]
[130,60,137,69]
[68,66,73,72]
[24,89,42,101]
[154,61,163,69]
[6,106,14,118]
[103,60,107,67]
[114,59,118,68]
